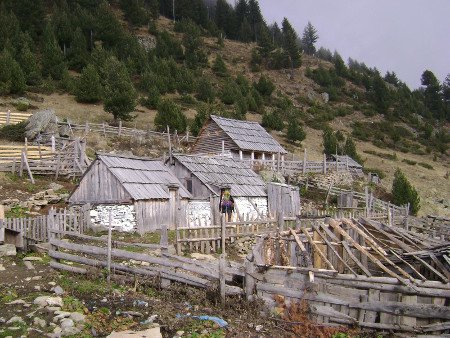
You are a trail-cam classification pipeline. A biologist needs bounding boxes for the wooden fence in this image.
[0,206,90,248]
[0,110,32,126]
[56,120,197,147]
[244,218,450,333]
[0,138,89,179]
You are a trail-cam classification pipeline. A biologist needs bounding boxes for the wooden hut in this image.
[191,115,287,161]
[168,154,268,223]
[68,154,191,233]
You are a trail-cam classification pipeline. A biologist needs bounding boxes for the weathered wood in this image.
[219,254,226,303]
[301,227,335,270]
[50,261,87,274]
[341,241,371,276]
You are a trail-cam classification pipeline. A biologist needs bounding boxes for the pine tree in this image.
[262,111,283,131]
[333,51,347,77]
[248,0,264,41]
[254,75,275,98]
[215,0,236,39]
[212,55,228,77]
[421,70,444,120]
[371,74,391,114]
[0,49,25,95]
[154,99,187,132]
[343,137,362,164]
[75,64,102,103]
[392,168,420,215]
[16,38,41,85]
[239,18,253,43]
[68,28,89,72]
[10,60,26,94]
[52,5,73,56]
[322,126,338,156]
[286,120,306,143]
[41,22,66,81]
[257,24,274,57]
[281,18,301,68]
[301,21,318,55]
[270,22,283,47]
[103,57,137,121]
[196,78,215,103]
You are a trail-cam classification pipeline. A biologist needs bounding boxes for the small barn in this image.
[191,115,287,161]
[68,153,191,233]
[168,154,269,224]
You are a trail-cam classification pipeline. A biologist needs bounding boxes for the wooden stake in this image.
[107,210,112,286]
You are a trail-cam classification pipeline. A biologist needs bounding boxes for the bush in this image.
[155,99,187,132]
[0,121,26,142]
[196,78,215,103]
[220,79,241,105]
[286,120,306,144]
[76,64,102,103]
[212,55,228,77]
[402,159,417,166]
[418,162,434,170]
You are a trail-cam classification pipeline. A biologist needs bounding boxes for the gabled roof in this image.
[98,154,191,200]
[330,155,363,169]
[210,115,287,154]
[172,154,266,197]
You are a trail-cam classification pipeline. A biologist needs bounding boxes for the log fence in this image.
[0,110,32,126]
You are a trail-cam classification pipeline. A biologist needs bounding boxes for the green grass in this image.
[0,322,28,338]
[402,158,417,166]
[62,295,86,313]
[0,288,18,303]
[418,162,434,170]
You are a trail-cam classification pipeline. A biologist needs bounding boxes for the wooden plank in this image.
[341,241,371,276]
[300,227,335,270]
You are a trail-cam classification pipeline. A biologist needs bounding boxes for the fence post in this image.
[118,120,122,137]
[303,149,307,173]
[0,205,4,243]
[244,257,255,300]
[6,110,10,125]
[323,153,327,174]
[364,186,369,217]
[51,135,56,153]
[219,214,227,303]
[107,210,112,286]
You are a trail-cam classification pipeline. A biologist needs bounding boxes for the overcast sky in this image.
[257,0,450,89]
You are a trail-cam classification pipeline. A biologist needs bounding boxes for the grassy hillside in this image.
[0,8,448,216]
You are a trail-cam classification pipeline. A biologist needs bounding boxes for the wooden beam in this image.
[300,227,335,271]
[341,241,371,276]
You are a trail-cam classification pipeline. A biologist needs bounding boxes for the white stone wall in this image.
[186,201,211,227]
[234,197,268,220]
[90,204,137,232]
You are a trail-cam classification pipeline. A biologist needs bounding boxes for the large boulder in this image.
[0,244,16,256]
[25,109,59,140]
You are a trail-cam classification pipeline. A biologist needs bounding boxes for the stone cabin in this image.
[68,153,191,233]
[191,115,287,162]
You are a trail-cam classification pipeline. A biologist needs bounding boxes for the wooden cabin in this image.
[68,153,191,233]
[168,154,269,222]
[191,115,287,161]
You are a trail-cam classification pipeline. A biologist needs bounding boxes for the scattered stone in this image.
[101,298,108,303]
[62,326,82,336]
[6,299,26,305]
[107,326,162,338]
[69,312,86,323]
[46,307,61,313]
[176,330,185,337]
[53,326,62,334]
[122,311,143,317]
[0,244,16,257]
[140,314,157,325]
[24,261,35,270]
[0,264,5,271]
[31,276,42,281]
[255,324,263,332]
[34,296,63,308]
[23,256,43,262]
[0,317,5,323]
[49,182,64,191]
[60,318,74,329]
[191,253,216,261]
[25,277,31,281]
[48,282,57,286]
[52,286,64,295]
[34,286,41,291]
[6,316,25,325]
[33,317,47,328]
[133,300,148,307]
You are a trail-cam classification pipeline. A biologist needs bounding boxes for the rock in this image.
[49,182,64,191]
[34,286,41,291]
[48,282,57,286]
[33,317,47,328]
[24,261,35,270]
[176,330,185,337]
[46,307,62,313]
[53,326,62,334]
[6,299,26,305]
[191,253,216,261]
[0,317,5,323]
[0,244,16,257]
[122,311,143,317]
[0,264,5,271]
[53,312,71,322]
[255,325,263,332]
[106,326,162,338]
[6,316,25,325]
[26,109,59,140]
[69,312,85,323]
[62,326,82,336]
[53,286,65,295]
[23,256,43,261]
[321,92,329,103]
[34,296,63,308]
[60,318,74,329]
[31,276,42,281]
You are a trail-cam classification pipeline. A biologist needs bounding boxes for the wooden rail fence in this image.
[0,110,32,126]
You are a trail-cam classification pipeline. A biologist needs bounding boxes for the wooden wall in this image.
[69,159,131,204]
[191,120,238,154]
[169,159,214,199]
[267,183,300,217]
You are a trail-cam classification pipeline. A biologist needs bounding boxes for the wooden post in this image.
[271,153,275,170]
[239,150,243,160]
[277,152,280,172]
[323,153,327,174]
[221,214,226,253]
[219,253,226,303]
[346,156,349,171]
[107,210,112,286]
[24,137,28,156]
[251,152,254,166]
[222,140,225,155]
[364,186,369,217]
[6,110,10,125]
[0,205,4,243]
[118,120,122,137]
[303,149,307,173]
[405,203,410,230]
[277,210,285,232]
[387,202,392,226]
[84,121,89,136]
[22,150,34,184]
[51,135,56,153]
[102,122,106,137]
[167,125,173,164]
[244,258,255,300]
[186,127,189,143]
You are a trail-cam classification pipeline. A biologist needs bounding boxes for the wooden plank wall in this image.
[267,183,300,217]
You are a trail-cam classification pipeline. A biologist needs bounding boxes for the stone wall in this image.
[90,204,137,232]
[234,197,268,220]
[186,201,211,226]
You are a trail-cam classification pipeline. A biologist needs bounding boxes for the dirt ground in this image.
[0,252,367,338]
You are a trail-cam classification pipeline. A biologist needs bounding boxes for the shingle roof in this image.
[173,154,267,197]
[211,115,287,154]
[331,155,363,169]
[98,154,191,200]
